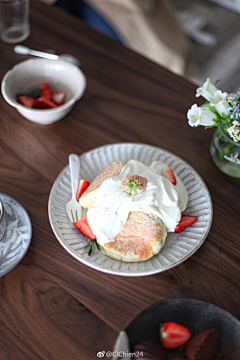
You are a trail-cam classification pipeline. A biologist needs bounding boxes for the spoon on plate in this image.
[14,45,81,67]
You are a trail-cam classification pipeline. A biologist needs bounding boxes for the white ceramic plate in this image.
[48,143,213,277]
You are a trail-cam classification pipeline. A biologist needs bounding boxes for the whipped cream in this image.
[87,160,188,246]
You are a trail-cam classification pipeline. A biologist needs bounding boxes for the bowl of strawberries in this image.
[120,298,240,360]
[1,58,86,125]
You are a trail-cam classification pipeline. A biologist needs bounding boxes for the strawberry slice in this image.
[34,96,57,109]
[52,91,66,105]
[74,217,96,240]
[33,99,49,109]
[41,83,52,99]
[175,215,198,233]
[160,322,192,349]
[17,96,35,108]
[76,179,90,201]
[161,167,176,185]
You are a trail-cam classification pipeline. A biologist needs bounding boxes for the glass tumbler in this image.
[0,0,30,44]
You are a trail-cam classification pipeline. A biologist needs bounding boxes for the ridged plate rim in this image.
[0,193,32,277]
[48,143,213,277]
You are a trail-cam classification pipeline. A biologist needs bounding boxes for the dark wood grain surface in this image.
[1,1,240,359]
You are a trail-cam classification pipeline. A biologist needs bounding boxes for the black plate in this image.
[125,298,240,359]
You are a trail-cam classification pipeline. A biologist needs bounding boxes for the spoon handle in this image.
[14,45,59,61]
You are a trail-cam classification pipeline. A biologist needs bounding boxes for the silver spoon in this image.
[14,45,81,67]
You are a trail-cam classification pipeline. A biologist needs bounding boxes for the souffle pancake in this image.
[101,211,167,262]
[79,160,125,209]
[78,159,189,263]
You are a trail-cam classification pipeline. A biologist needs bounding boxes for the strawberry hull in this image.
[121,175,147,196]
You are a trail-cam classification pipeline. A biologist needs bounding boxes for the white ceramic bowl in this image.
[1,58,87,125]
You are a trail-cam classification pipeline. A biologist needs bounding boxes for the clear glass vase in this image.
[210,125,240,178]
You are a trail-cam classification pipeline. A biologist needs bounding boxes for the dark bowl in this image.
[125,298,240,359]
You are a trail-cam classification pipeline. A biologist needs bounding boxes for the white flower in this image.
[209,90,230,116]
[228,120,240,142]
[187,104,216,127]
[196,78,218,101]
[210,90,228,103]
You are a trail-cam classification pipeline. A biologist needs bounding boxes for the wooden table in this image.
[0,1,240,359]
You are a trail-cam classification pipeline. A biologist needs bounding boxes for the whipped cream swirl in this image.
[87,160,188,246]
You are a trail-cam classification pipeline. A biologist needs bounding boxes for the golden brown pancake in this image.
[79,160,125,209]
[100,211,167,262]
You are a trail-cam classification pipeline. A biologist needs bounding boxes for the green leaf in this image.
[218,151,224,161]
[16,88,42,99]
[84,241,90,249]
[88,241,93,256]
[222,143,234,155]
[84,239,100,256]
[205,125,217,129]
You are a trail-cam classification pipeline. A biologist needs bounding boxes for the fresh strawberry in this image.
[76,179,90,201]
[17,96,35,108]
[161,167,176,185]
[17,88,42,99]
[33,99,49,109]
[41,83,52,99]
[175,215,198,233]
[160,322,192,349]
[74,217,96,240]
[52,91,66,105]
[74,217,99,255]
[34,96,57,109]
[121,175,147,196]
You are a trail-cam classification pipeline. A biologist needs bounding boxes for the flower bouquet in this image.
[187,78,240,178]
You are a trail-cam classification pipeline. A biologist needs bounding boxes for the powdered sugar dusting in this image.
[104,211,164,259]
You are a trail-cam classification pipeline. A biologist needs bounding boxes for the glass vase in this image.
[210,124,240,178]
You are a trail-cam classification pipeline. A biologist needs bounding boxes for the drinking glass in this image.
[0,0,30,44]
